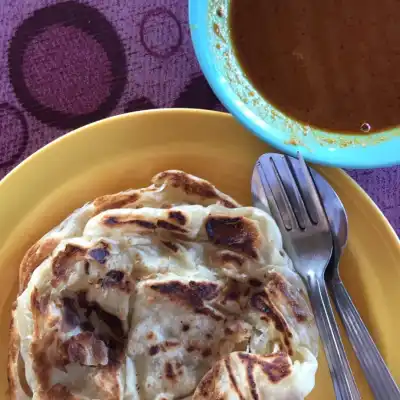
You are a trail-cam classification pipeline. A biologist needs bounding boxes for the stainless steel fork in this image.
[252,152,360,400]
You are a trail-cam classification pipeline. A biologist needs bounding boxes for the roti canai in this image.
[9,170,318,399]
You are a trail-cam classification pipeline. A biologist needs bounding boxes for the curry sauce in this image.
[230,0,400,133]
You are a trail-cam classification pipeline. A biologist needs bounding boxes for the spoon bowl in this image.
[310,171,348,281]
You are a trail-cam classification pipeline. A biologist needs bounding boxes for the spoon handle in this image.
[307,274,360,400]
[329,277,400,399]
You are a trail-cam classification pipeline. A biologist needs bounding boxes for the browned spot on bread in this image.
[31,330,67,391]
[149,280,224,320]
[149,341,180,356]
[238,352,292,384]
[31,288,50,315]
[154,170,238,208]
[84,261,90,275]
[225,357,245,400]
[267,272,310,323]
[187,345,196,353]
[246,355,259,400]
[202,348,212,358]
[157,220,186,233]
[250,291,293,355]
[134,219,157,229]
[150,280,219,302]
[44,384,75,399]
[146,331,155,340]
[88,243,110,264]
[219,280,249,312]
[182,323,190,332]
[104,270,124,283]
[60,292,126,365]
[195,367,215,398]
[251,293,282,331]
[51,244,86,287]
[149,345,160,356]
[93,192,140,213]
[168,210,187,225]
[19,237,60,292]
[225,327,234,335]
[165,362,176,381]
[103,216,119,225]
[101,270,132,293]
[206,216,260,259]
[65,332,108,366]
[164,340,180,349]
[162,241,179,252]
[103,216,156,229]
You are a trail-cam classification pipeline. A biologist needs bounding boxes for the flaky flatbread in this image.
[9,171,318,400]
[193,349,317,399]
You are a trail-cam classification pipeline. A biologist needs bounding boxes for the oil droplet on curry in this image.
[229,0,400,133]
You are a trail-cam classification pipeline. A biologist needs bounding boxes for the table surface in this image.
[0,0,398,235]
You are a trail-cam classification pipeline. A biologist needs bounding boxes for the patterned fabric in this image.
[0,1,398,235]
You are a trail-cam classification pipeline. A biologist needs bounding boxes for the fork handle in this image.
[307,274,360,400]
[329,277,400,399]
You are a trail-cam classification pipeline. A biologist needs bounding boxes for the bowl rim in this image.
[188,1,400,168]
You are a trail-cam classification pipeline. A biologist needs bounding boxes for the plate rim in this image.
[1,109,398,247]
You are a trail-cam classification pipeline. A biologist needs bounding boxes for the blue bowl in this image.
[189,1,400,168]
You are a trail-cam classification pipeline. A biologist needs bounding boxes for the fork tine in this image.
[295,152,329,228]
[273,155,310,229]
[253,159,292,231]
[253,159,299,260]
[256,155,297,231]
[286,155,319,224]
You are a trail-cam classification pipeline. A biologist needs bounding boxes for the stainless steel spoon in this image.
[312,170,400,399]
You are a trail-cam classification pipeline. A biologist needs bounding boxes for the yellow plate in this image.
[0,109,399,399]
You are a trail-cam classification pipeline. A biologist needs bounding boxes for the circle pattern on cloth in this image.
[0,103,28,168]
[140,7,182,58]
[8,1,127,130]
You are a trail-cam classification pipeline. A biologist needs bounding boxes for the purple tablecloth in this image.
[0,1,399,235]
